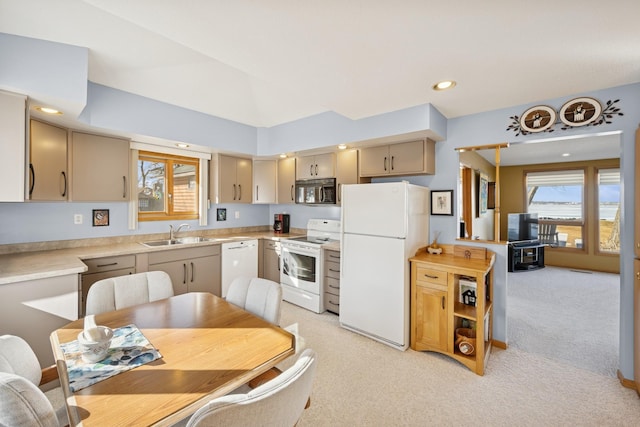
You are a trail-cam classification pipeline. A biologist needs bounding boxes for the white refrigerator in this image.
[339,181,429,350]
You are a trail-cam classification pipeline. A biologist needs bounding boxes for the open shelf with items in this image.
[508,242,545,272]
[410,245,495,376]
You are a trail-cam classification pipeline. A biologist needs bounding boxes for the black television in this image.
[507,213,539,243]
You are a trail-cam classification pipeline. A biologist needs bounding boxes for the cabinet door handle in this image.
[29,164,35,195]
[424,274,439,279]
[122,176,127,199]
[384,157,388,171]
[315,164,318,175]
[290,184,294,201]
[60,171,67,197]
[256,185,259,201]
[183,263,187,284]
[338,183,341,202]
[391,156,395,171]
[238,184,242,200]
[96,262,118,268]
[190,262,195,283]
[442,296,445,310]
[309,164,313,176]
[233,184,237,200]
[277,255,281,271]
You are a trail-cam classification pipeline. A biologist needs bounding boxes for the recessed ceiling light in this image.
[562,153,570,157]
[176,143,189,148]
[279,153,287,158]
[432,80,456,91]
[35,106,62,115]
[338,144,347,150]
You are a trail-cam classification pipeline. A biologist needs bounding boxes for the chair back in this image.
[86,271,174,315]
[0,372,59,427]
[0,335,42,385]
[186,348,317,427]
[539,223,559,245]
[225,277,282,325]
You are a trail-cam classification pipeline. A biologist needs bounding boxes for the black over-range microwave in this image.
[295,178,337,205]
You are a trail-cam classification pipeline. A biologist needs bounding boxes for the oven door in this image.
[280,242,320,294]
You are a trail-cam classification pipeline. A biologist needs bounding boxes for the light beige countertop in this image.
[0,228,304,285]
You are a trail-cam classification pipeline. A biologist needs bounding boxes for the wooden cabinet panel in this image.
[29,119,68,201]
[261,240,281,283]
[296,153,335,179]
[336,149,360,204]
[148,246,221,296]
[414,285,448,351]
[253,160,277,204]
[214,155,253,204]
[359,139,435,178]
[0,90,26,202]
[71,132,129,201]
[277,157,296,204]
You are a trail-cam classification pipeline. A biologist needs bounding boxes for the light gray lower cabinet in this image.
[260,239,281,283]
[324,249,341,314]
[0,274,78,367]
[80,255,136,316]
[148,245,221,297]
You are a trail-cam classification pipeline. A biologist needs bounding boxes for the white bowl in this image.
[78,326,113,363]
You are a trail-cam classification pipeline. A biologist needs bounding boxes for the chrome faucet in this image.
[169,223,190,240]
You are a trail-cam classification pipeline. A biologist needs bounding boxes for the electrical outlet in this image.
[234,211,240,219]
[74,214,83,225]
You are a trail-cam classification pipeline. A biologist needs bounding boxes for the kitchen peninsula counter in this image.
[0,229,303,285]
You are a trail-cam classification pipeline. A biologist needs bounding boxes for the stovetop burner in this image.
[281,219,341,247]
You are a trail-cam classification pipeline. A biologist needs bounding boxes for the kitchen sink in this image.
[141,236,221,247]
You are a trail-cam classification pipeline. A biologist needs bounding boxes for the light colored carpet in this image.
[283,276,638,426]
[507,266,619,377]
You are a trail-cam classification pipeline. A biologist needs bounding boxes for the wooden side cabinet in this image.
[410,245,495,376]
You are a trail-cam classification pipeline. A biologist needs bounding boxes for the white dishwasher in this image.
[221,239,258,297]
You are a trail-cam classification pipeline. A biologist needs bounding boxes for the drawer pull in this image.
[329,284,339,289]
[96,262,118,268]
[328,300,339,306]
[442,296,445,310]
[424,274,439,279]
[329,255,340,259]
[329,268,340,273]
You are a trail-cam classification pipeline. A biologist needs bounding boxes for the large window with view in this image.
[138,151,199,221]
[526,169,585,249]
[597,168,620,254]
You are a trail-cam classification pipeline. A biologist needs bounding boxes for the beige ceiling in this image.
[2,0,639,129]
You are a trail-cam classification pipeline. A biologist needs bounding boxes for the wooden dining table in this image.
[50,292,295,426]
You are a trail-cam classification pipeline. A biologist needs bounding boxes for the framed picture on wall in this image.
[479,175,488,215]
[431,190,454,216]
[92,209,109,226]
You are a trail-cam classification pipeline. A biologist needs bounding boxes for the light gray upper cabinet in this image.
[359,139,435,178]
[0,90,27,202]
[29,119,68,201]
[253,160,277,204]
[277,157,296,204]
[212,154,253,204]
[296,153,335,179]
[71,131,130,201]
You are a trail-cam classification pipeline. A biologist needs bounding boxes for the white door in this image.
[340,233,408,348]
[342,182,408,238]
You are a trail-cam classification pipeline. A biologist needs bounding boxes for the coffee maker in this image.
[273,213,290,233]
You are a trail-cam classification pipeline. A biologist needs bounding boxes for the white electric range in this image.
[279,219,340,313]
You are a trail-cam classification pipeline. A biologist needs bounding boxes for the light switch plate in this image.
[234,211,240,219]
[74,214,83,225]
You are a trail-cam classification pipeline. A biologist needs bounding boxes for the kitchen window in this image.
[138,151,199,221]
[597,168,620,254]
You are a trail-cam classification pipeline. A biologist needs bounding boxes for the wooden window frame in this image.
[138,151,199,222]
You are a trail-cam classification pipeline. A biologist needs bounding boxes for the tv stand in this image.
[508,242,545,272]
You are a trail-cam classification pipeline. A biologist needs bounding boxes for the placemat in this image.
[60,324,162,392]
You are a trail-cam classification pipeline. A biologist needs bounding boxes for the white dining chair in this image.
[0,335,68,427]
[186,348,317,427]
[225,276,282,325]
[85,271,174,315]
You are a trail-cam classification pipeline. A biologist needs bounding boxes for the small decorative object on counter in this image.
[455,327,476,356]
[427,231,442,254]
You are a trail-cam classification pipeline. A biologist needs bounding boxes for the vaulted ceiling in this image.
[2,0,639,129]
